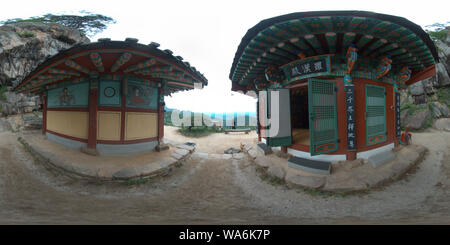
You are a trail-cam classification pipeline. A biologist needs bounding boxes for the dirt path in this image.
[163,126,258,153]
[0,121,449,224]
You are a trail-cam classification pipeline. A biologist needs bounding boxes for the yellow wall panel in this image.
[125,112,158,140]
[46,111,89,139]
[97,111,121,140]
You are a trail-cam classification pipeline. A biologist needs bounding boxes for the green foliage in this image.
[1,11,116,37]
[427,29,448,41]
[425,22,450,41]
[401,102,416,115]
[0,86,7,101]
[124,177,151,186]
[18,31,35,38]
[436,87,450,105]
[422,102,435,129]
[178,126,223,138]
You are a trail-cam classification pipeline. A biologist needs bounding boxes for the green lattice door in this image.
[365,84,386,146]
[308,79,339,156]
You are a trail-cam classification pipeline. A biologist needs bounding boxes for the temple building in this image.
[14,38,207,154]
[229,11,438,162]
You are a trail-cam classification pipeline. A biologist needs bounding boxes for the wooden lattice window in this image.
[365,84,387,146]
[308,79,339,156]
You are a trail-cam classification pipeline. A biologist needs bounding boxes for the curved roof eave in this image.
[229,10,439,80]
[14,38,208,92]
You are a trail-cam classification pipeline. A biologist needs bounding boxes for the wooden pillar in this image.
[120,82,126,143]
[346,151,357,161]
[158,87,164,144]
[87,84,98,149]
[257,98,261,142]
[41,94,47,135]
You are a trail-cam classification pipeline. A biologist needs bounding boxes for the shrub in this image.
[436,87,450,105]
[0,86,7,101]
[178,126,222,138]
[427,29,448,41]
[18,31,35,38]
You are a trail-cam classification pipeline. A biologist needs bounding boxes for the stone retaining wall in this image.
[240,141,427,193]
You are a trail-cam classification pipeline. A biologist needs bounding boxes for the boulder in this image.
[400,109,409,122]
[248,149,258,159]
[267,165,286,179]
[431,102,442,118]
[437,102,449,117]
[254,156,272,168]
[409,82,424,96]
[286,174,325,189]
[403,109,431,130]
[433,118,450,131]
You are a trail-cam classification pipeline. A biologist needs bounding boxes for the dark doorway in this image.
[290,86,310,146]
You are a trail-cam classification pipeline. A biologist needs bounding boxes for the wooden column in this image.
[41,94,47,135]
[257,98,261,142]
[158,87,164,144]
[87,84,98,149]
[120,79,126,143]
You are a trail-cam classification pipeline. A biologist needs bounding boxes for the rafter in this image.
[48,68,81,76]
[123,58,156,73]
[89,52,104,72]
[111,52,132,72]
[64,59,90,74]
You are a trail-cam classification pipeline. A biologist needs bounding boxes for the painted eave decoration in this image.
[14,38,208,95]
[229,10,439,92]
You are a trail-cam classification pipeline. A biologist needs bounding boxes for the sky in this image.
[1,0,449,113]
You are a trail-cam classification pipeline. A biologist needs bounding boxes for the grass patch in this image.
[178,126,223,138]
[255,165,285,186]
[124,177,152,186]
[18,31,35,38]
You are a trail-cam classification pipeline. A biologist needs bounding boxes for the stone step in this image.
[368,150,395,168]
[257,143,272,155]
[288,156,331,175]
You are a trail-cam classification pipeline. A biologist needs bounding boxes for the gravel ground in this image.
[0,120,449,224]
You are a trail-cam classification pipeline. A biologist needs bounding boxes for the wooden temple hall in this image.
[14,38,207,154]
[229,11,438,162]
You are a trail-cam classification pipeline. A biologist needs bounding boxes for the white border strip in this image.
[356,143,394,159]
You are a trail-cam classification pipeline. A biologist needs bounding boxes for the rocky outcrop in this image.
[0,22,89,115]
[402,109,431,130]
[411,27,450,94]
[433,118,450,131]
[400,28,450,130]
[1,92,41,116]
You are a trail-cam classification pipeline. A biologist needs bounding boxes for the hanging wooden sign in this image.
[281,55,332,83]
[345,85,356,150]
[395,92,401,138]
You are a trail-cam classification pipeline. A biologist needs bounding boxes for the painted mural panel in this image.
[99,80,121,106]
[126,81,158,109]
[47,82,89,108]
